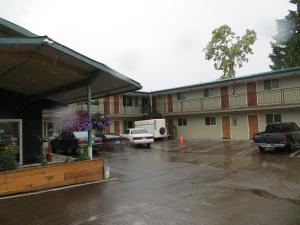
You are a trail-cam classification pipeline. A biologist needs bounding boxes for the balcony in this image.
[155,87,300,114]
[69,102,149,116]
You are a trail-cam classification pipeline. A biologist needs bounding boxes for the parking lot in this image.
[0,139,300,225]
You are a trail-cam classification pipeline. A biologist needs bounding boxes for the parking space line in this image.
[289,150,300,158]
[237,146,257,156]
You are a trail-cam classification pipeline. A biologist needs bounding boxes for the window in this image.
[264,79,279,90]
[123,120,134,132]
[266,114,281,124]
[231,85,240,95]
[205,117,216,126]
[176,92,186,100]
[232,117,237,126]
[178,118,187,126]
[122,96,127,106]
[92,99,99,105]
[123,96,134,106]
[134,96,139,107]
[204,88,215,97]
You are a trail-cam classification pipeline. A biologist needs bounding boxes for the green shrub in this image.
[40,159,48,166]
[64,157,72,163]
[76,145,89,161]
[0,144,18,172]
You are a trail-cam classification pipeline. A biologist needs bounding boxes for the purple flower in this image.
[63,110,111,131]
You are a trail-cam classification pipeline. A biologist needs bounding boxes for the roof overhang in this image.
[151,67,300,94]
[0,36,142,103]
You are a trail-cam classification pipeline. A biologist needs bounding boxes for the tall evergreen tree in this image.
[270,0,300,70]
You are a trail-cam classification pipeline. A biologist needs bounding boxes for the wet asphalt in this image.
[0,139,300,225]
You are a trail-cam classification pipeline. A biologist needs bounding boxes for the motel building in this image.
[67,67,300,141]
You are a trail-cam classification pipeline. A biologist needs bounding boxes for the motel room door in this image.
[167,94,173,112]
[220,86,229,109]
[247,82,257,106]
[0,119,23,165]
[222,116,231,139]
[248,115,259,139]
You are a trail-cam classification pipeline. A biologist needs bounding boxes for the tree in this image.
[204,25,257,79]
[270,0,300,70]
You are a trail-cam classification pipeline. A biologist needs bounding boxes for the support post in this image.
[87,83,93,160]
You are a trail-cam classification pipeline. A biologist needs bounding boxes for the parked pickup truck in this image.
[254,122,300,152]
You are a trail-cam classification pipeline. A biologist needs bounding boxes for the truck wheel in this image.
[258,146,265,152]
[287,144,294,152]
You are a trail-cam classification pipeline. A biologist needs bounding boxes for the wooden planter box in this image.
[0,159,104,196]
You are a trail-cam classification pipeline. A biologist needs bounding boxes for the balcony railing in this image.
[69,87,300,115]
[69,103,149,115]
[156,87,300,113]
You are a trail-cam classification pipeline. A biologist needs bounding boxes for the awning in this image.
[0,34,142,103]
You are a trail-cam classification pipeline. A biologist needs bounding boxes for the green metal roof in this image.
[151,66,300,94]
[0,19,142,103]
[0,17,37,37]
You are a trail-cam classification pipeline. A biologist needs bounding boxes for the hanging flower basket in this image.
[63,110,111,132]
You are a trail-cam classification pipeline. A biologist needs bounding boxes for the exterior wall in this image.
[154,74,300,114]
[256,75,300,92]
[0,89,63,163]
[258,108,300,132]
[174,114,222,140]
[170,108,300,140]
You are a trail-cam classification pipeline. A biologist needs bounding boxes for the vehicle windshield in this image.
[266,123,300,133]
[131,129,148,134]
[73,132,95,138]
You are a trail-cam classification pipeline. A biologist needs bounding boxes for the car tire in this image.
[65,147,73,156]
[258,146,265,153]
[147,143,151,148]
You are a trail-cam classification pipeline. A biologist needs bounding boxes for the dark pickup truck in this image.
[253,122,300,152]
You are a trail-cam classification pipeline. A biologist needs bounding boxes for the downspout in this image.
[149,91,152,118]
[87,83,93,160]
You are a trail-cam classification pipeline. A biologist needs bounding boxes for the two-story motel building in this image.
[50,67,300,141]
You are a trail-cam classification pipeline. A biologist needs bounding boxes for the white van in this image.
[134,119,167,139]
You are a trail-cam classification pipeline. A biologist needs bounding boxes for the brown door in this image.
[222,116,231,139]
[104,96,110,114]
[166,118,175,139]
[113,95,119,114]
[248,115,259,139]
[152,96,157,112]
[105,125,110,133]
[220,86,229,108]
[247,82,257,106]
[167,94,173,112]
[114,120,120,134]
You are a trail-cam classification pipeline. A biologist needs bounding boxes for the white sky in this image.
[0,0,293,91]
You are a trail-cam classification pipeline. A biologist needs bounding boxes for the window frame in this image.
[205,117,216,126]
[204,88,215,97]
[176,92,186,100]
[178,118,187,126]
[264,79,279,90]
[266,113,282,124]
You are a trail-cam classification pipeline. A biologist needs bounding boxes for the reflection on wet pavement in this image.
[0,139,299,225]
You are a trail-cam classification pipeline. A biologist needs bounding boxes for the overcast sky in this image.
[0,0,293,91]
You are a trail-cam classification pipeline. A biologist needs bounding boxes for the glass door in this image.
[0,119,23,165]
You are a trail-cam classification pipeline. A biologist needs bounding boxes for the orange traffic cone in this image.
[179,134,185,145]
